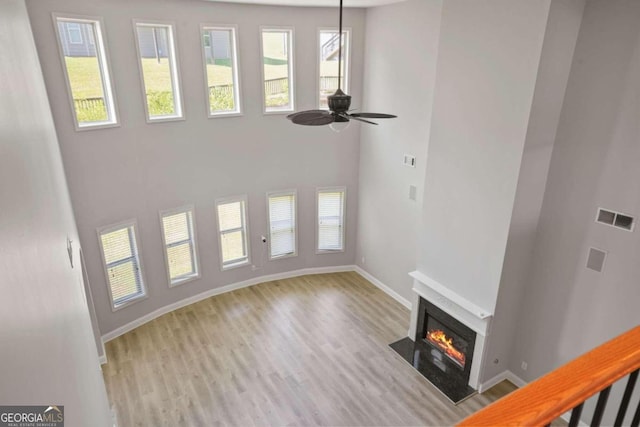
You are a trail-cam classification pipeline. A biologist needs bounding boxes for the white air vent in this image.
[596,208,634,232]
[586,247,607,273]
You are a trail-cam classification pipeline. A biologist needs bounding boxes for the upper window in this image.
[201,25,241,117]
[317,188,346,253]
[160,206,199,286]
[318,29,350,109]
[216,196,250,270]
[267,191,297,259]
[97,221,146,310]
[260,27,294,113]
[133,21,183,121]
[54,15,118,130]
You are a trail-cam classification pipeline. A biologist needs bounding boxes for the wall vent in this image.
[596,208,634,232]
[586,247,607,273]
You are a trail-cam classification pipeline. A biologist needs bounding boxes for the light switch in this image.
[403,154,416,167]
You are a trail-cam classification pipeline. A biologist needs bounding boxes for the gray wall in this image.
[26,0,365,336]
[356,0,442,304]
[510,0,640,419]
[0,1,111,424]
[482,0,585,383]
[416,0,551,313]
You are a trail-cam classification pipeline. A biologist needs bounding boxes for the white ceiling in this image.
[203,0,407,8]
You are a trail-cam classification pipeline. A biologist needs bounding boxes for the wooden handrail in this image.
[458,325,640,426]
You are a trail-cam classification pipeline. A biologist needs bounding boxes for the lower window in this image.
[97,221,146,310]
[216,196,250,270]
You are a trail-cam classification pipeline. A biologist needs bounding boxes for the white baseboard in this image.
[352,266,412,309]
[479,370,527,392]
[99,355,107,365]
[101,265,357,343]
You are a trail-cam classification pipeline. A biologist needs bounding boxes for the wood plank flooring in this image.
[103,272,516,426]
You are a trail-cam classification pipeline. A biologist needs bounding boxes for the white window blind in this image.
[216,198,249,269]
[99,223,145,309]
[161,208,198,285]
[318,189,346,252]
[268,192,296,259]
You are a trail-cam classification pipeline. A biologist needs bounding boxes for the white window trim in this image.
[132,19,185,123]
[96,219,148,312]
[67,22,83,44]
[52,13,120,131]
[266,189,298,261]
[317,27,351,110]
[159,205,201,288]
[316,186,347,254]
[259,26,296,115]
[200,23,243,118]
[215,195,251,271]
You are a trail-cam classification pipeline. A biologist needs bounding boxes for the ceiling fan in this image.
[286,0,397,127]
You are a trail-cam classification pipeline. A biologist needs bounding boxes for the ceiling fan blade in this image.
[341,114,378,125]
[287,110,327,120]
[350,112,397,119]
[290,111,335,126]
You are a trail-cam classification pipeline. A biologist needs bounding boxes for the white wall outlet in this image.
[361,256,365,264]
[521,361,528,371]
[403,154,416,167]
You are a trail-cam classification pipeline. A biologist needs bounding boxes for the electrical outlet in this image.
[361,257,365,264]
[521,361,528,371]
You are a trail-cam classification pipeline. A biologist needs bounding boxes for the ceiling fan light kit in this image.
[286,0,396,128]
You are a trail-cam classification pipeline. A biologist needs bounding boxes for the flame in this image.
[426,329,466,367]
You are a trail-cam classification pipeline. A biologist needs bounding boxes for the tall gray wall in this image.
[0,1,111,424]
[482,0,585,383]
[356,0,443,304]
[510,2,640,420]
[26,0,366,337]
[416,0,551,313]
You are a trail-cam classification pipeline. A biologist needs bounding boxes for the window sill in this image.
[221,259,250,271]
[169,273,200,288]
[111,293,148,312]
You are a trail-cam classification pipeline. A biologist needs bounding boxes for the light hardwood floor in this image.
[103,272,516,426]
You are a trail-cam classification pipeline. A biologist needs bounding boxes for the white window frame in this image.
[132,19,185,123]
[52,13,120,131]
[97,219,147,312]
[200,24,243,118]
[159,205,200,287]
[215,195,251,271]
[259,26,295,114]
[66,22,83,44]
[317,27,351,110]
[316,187,347,254]
[266,189,298,260]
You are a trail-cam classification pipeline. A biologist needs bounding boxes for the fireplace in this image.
[414,298,476,394]
[390,271,493,404]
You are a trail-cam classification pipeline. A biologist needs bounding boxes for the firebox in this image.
[415,298,476,388]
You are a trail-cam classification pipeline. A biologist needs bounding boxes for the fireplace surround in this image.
[390,271,493,404]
